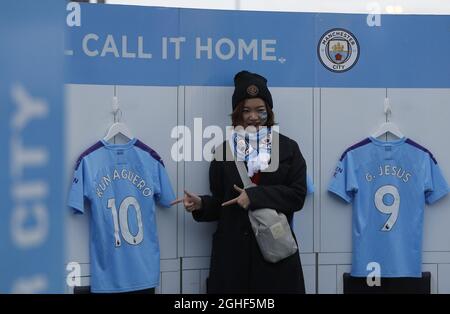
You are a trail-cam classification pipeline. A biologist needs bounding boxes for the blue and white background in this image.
[65,5,450,87]
[0,0,65,293]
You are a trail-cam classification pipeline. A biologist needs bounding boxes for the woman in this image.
[172,70,307,293]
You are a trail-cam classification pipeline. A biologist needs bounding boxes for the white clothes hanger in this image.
[104,95,133,142]
[371,97,404,139]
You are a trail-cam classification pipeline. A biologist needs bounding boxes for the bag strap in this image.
[230,136,257,189]
[234,160,255,188]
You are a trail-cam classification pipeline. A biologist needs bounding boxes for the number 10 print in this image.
[107,196,144,247]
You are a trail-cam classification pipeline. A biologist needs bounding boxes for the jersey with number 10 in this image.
[68,138,175,293]
[328,137,449,277]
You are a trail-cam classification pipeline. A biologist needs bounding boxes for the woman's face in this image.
[241,98,267,129]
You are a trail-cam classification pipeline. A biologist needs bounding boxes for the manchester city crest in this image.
[318,28,359,73]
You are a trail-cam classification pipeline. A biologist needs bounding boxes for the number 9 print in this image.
[375,185,400,231]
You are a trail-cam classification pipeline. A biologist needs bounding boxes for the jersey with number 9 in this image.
[328,137,449,277]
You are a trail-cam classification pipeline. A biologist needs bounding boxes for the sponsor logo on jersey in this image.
[333,166,343,177]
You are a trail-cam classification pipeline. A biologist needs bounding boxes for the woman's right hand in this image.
[170,190,202,212]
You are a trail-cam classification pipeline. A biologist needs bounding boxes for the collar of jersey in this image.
[368,136,407,147]
[101,137,137,150]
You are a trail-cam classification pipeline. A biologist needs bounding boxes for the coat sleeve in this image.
[245,140,307,215]
[192,158,224,222]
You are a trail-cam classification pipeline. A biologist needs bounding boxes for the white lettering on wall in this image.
[9,83,51,292]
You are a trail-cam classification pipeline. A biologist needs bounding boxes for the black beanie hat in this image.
[232,70,273,111]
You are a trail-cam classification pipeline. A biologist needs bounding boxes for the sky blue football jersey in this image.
[68,138,175,293]
[328,137,449,277]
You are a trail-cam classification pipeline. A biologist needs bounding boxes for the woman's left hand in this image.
[221,185,250,209]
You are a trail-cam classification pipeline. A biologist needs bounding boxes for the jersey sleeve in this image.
[306,174,315,194]
[424,154,450,204]
[68,158,90,214]
[153,162,175,208]
[328,152,358,203]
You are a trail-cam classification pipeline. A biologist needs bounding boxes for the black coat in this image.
[192,133,307,294]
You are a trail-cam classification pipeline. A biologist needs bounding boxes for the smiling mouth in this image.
[245,123,262,131]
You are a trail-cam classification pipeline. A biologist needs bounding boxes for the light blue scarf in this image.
[231,127,272,177]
